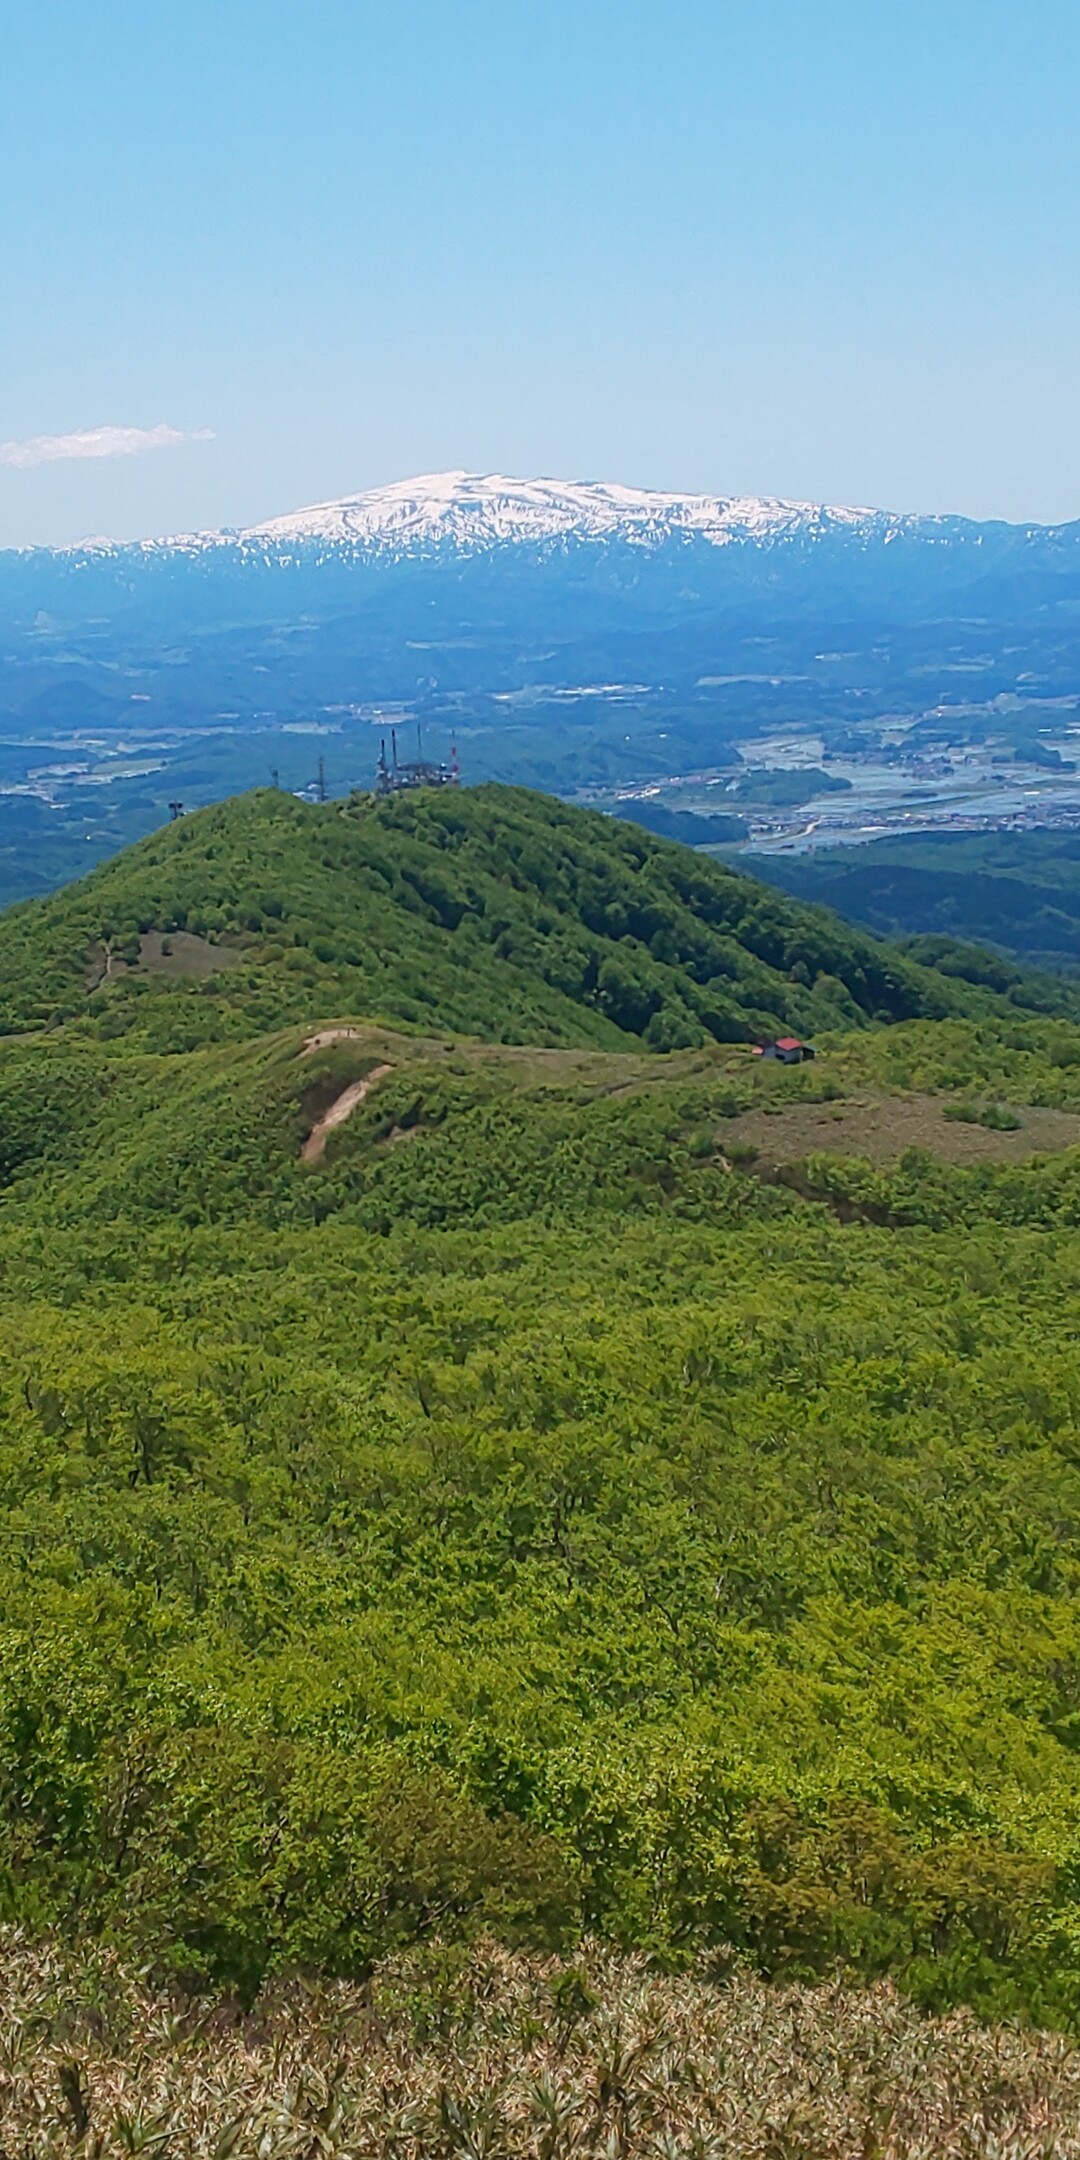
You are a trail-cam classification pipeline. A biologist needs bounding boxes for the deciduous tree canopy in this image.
[2,787,1080,2022]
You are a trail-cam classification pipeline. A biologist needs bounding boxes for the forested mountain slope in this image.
[750,828,1080,976]
[6,787,1080,2029]
[0,783,1016,1047]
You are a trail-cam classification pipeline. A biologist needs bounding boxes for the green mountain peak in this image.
[0,782,976,1048]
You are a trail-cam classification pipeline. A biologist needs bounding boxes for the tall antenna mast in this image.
[317,756,327,803]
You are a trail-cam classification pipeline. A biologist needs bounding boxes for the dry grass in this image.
[721,1091,1080,1170]
[85,932,244,989]
[282,1017,741,1091]
[135,931,245,980]
[5,1936,1080,2159]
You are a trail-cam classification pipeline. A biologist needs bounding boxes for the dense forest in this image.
[751,828,1080,975]
[0,783,996,1046]
[4,786,1080,2034]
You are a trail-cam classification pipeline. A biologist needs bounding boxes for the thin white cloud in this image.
[0,423,215,471]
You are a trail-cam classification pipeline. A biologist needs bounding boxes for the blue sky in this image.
[4,0,1080,544]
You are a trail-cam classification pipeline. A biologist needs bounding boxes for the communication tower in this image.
[374,723,460,795]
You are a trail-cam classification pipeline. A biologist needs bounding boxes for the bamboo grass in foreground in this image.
[5,1937,1080,2159]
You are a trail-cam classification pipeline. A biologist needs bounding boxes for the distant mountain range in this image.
[3,471,1080,857]
[4,465,1079,592]
[127,469,942,556]
[3,472,1080,671]
[17,467,1079,567]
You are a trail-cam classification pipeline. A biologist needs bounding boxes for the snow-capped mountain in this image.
[6,469,1079,681]
[3,468,1079,793]
[235,469,917,555]
[25,468,1079,571]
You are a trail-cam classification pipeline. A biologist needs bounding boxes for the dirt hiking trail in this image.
[300,1063,392,1164]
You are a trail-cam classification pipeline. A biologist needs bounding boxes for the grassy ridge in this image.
[4,789,1080,2022]
[2,1015,1080,2013]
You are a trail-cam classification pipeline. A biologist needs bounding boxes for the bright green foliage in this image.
[3,788,1080,2020]
[5,1189,1080,2017]
[0,785,984,1045]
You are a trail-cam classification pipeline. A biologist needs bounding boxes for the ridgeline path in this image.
[300,1063,393,1163]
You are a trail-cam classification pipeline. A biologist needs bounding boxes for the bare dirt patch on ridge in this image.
[724,1091,1080,1169]
[138,930,244,978]
[300,1063,393,1163]
[87,931,243,988]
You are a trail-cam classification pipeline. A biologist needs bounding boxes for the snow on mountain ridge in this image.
[43,470,993,562]
[235,469,909,554]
